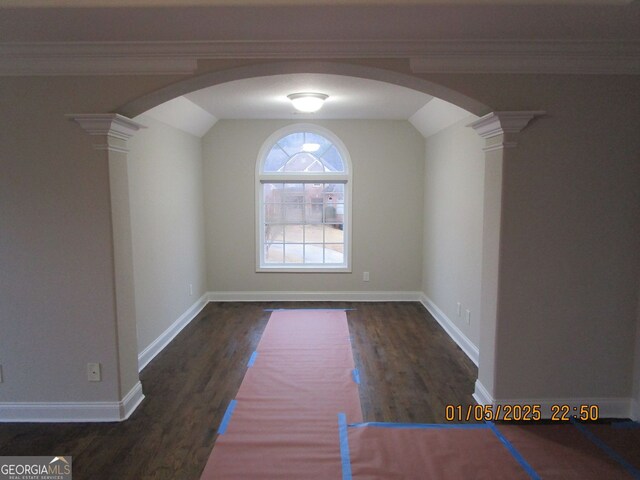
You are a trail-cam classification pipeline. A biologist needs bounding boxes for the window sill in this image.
[256,266,351,273]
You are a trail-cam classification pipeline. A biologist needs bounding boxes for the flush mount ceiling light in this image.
[287,93,329,113]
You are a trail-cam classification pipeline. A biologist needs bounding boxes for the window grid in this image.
[263,182,344,266]
[258,127,350,271]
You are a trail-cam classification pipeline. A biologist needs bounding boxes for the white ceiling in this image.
[185,74,433,120]
[142,73,474,138]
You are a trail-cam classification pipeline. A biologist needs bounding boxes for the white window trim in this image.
[255,123,353,273]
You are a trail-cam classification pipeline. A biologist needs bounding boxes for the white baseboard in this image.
[0,381,144,423]
[631,398,639,422]
[208,290,422,302]
[473,380,632,419]
[473,379,493,406]
[138,293,209,371]
[418,293,479,366]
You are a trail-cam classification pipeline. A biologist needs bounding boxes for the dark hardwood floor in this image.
[0,302,477,479]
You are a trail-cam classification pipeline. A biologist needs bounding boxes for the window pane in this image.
[263,183,283,203]
[284,224,304,243]
[324,204,339,223]
[305,203,323,224]
[278,132,305,156]
[325,224,344,243]
[284,152,323,173]
[320,145,345,172]
[304,224,324,243]
[283,204,304,223]
[284,244,304,263]
[282,183,304,202]
[304,244,324,263]
[264,147,288,172]
[304,132,333,156]
[265,204,282,223]
[324,245,344,264]
[265,224,284,243]
[324,183,344,201]
[265,244,283,264]
[306,183,324,203]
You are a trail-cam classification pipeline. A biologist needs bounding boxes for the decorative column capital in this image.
[468,111,545,151]
[67,113,146,153]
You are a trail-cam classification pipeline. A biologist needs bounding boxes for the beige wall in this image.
[483,76,640,400]
[422,116,484,348]
[0,68,639,413]
[203,119,425,293]
[0,77,162,403]
[128,115,207,355]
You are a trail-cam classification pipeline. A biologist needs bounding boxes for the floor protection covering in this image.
[201,309,640,479]
[200,309,363,479]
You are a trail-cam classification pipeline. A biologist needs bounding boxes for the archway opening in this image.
[116,62,500,418]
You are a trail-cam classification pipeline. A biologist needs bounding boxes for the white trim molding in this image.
[631,398,640,422]
[409,40,640,75]
[0,382,144,423]
[419,294,479,366]
[0,40,638,76]
[208,290,421,302]
[468,111,545,151]
[138,293,209,371]
[473,380,634,420]
[67,113,146,153]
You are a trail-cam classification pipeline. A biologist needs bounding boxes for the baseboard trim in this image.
[418,293,479,366]
[473,379,493,406]
[473,380,633,420]
[207,290,422,302]
[0,381,145,423]
[631,398,639,422]
[138,293,209,371]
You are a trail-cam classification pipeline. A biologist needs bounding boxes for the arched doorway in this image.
[73,61,542,418]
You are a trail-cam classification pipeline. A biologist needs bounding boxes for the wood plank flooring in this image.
[0,302,477,479]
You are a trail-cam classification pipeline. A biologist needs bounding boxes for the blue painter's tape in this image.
[487,422,540,480]
[247,351,258,367]
[218,399,237,435]
[348,422,489,430]
[571,418,640,479]
[338,413,353,480]
[352,368,360,385]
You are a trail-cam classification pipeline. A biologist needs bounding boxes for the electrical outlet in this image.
[363,272,370,282]
[189,283,193,296]
[465,309,471,325]
[87,363,101,382]
[457,302,462,316]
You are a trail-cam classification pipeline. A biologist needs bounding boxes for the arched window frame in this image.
[256,123,352,272]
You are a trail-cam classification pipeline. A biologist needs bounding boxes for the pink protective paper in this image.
[200,310,362,479]
[348,426,531,480]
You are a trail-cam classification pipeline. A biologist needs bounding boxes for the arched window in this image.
[256,124,351,272]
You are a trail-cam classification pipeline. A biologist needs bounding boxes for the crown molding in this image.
[0,39,638,76]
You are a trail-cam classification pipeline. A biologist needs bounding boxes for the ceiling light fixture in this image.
[287,93,329,113]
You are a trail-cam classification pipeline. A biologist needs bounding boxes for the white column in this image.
[468,111,544,405]
[69,113,146,420]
